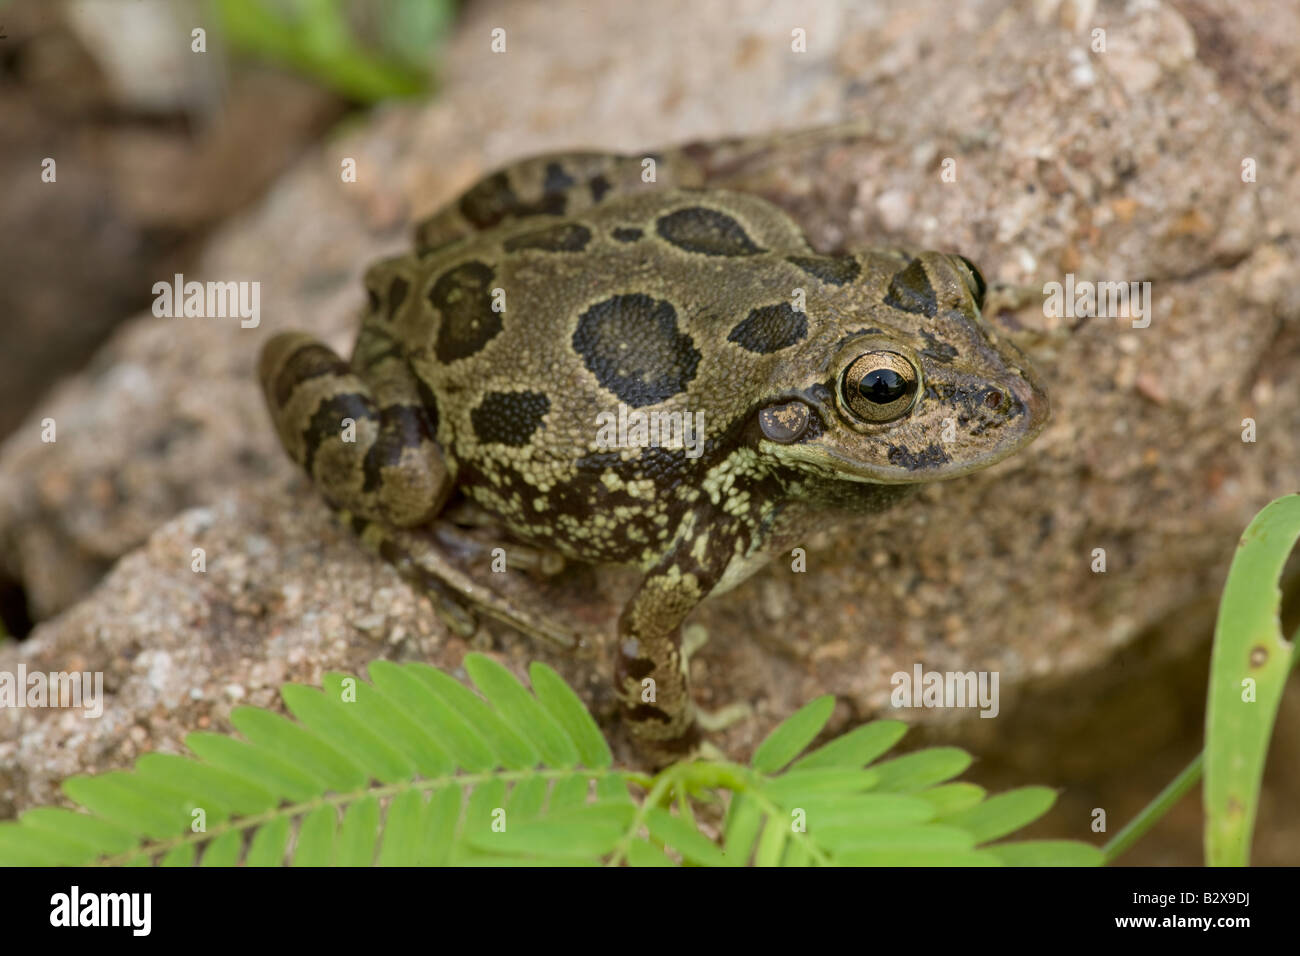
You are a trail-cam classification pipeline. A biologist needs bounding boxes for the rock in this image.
[3,0,1299,862]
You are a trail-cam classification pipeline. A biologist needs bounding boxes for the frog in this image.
[258,139,1049,762]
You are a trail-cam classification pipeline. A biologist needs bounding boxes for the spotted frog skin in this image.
[260,142,1048,760]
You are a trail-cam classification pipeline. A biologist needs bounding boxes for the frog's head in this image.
[754,251,1048,486]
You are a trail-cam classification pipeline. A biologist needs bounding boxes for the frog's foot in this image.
[432,521,566,577]
[345,512,580,651]
[681,624,753,733]
[694,702,754,733]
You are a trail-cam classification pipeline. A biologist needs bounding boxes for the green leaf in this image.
[322,671,454,778]
[245,815,290,866]
[17,808,136,857]
[368,661,496,771]
[184,732,322,802]
[1205,494,1300,866]
[336,796,380,866]
[468,807,626,859]
[760,768,880,803]
[938,786,1056,844]
[228,707,366,791]
[751,696,836,773]
[547,774,591,813]
[420,785,462,866]
[529,662,612,768]
[820,824,975,855]
[792,720,908,770]
[0,822,96,865]
[61,773,178,840]
[293,805,336,867]
[0,654,1094,867]
[280,684,415,783]
[627,838,675,867]
[646,807,727,866]
[753,815,789,867]
[722,794,763,866]
[870,747,972,792]
[506,777,547,820]
[160,842,196,867]
[987,840,1104,866]
[466,654,579,767]
[135,753,277,818]
[408,664,538,769]
[200,830,243,867]
[916,782,986,816]
[800,794,936,830]
[377,790,425,866]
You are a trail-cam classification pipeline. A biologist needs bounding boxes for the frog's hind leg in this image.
[346,514,580,652]
[259,308,449,529]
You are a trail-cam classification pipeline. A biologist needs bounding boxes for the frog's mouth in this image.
[759,373,1049,484]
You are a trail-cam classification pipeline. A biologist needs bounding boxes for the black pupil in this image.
[859,368,909,404]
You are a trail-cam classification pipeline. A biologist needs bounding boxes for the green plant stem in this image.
[1102,752,1202,864]
[1103,624,1298,865]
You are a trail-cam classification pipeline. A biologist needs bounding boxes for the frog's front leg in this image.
[616,516,749,758]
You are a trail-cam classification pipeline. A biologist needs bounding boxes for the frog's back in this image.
[380,189,879,455]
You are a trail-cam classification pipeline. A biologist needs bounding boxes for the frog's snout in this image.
[1009,371,1050,437]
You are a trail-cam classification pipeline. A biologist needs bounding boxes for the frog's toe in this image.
[432,522,566,577]
[430,592,478,638]
[694,701,754,733]
[681,623,710,664]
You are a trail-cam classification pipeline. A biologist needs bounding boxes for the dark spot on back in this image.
[611,226,643,243]
[502,222,592,253]
[458,172,519,230]
[470,390,550,447]
[367,288,381,313]
[883,259,938,317]
[727,303,808,354]
[429,260,502,362]
[590,174,612,203]
[887,442,951,470]
[543,162,576,195]
[572,293,701,407]
[458,166,571,232]
[786,254,861,286]
[655,206,764,256]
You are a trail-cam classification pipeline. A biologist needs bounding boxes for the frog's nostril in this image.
[1008,376,1049,430]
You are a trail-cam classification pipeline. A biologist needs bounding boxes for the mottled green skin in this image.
[260,146,1049,758]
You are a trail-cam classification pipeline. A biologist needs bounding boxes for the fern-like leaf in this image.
[0,655,1102,866]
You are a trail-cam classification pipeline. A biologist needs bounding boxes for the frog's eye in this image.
[957,255,986,310]
[839,350,920,424]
